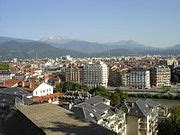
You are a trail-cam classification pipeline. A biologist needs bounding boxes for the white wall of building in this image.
[83,61,108,88]
[129,69,150,89]
[33,83,53,96]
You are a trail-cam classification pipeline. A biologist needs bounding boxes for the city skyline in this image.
[1,0,180,47]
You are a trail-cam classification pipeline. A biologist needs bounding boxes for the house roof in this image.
[17,103,114,135]
[86,95,107,105]
[94,102,110,112]
[129,99,152,117]
[33,92,62,102]
[76,102,104,116]
[136,99,151,116]
[4,79,22,88]
[0,87,32,97]
[0,94,15,107]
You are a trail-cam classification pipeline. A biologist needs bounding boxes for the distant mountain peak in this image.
[40,35,65,41]
[170,44,180,49]
[39,35,75,45]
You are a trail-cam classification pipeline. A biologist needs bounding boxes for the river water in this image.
[128,97,180,108]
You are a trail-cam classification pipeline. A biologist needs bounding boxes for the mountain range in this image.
[0,35,180,59]
[40,36,160,53]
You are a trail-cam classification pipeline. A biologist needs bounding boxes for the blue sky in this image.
[0,0,180,47]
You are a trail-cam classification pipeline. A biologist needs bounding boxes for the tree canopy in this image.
[0,63,9,70]
[89,85,111,99]
[61,82,128,107]
[62,81,89,93]
[158,105,180,135]
[110,89,128,106]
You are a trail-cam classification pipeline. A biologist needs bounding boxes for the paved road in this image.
[107,86,180,95]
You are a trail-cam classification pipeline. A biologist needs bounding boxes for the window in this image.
[90,113,94,117]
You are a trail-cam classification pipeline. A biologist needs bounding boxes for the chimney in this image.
[132,102,134,108]
[22,81,25,87]
[29,82,32,89]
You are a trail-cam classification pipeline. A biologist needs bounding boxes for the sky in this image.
[0,0,180,47]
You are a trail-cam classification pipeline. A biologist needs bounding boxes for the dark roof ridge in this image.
[135,99,150,116]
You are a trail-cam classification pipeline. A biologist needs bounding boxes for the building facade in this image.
[65,66,83,83]
[33,83,53,96]
[83,61,108,88]
[129,68,150,89]
[0,71,14,85]
[150,67,171,87]
[126,99,159,135]
[108,67,122,87]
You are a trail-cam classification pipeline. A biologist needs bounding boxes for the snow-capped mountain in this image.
[40,35,73,44]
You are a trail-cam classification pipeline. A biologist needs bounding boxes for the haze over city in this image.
[1,0,180,47]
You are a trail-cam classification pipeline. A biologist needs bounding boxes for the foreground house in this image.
[72,95,126,135]
[31,82,53,96]
[0,71,14,85]
[125,99,167,135]
[14,103,115,135]
[3,79,54,97]
[59,91,92,109]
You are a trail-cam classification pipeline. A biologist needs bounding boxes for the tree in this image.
[0,63,9,70]
[62,81,89,93]
[90,85,111,99]
[115,88,128,101]
[110,93,120,106]
[109,89,128,106]
[158,105,180,135]
[54,83,61,93]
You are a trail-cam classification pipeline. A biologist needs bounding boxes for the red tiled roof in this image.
[33,92,63,102]
[4,79,22,88]
[20,81,40,92]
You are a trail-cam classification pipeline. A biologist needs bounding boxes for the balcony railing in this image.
[139,123,147,129]
[139,119,146,124]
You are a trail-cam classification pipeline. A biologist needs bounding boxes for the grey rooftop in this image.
[17,103,114,135]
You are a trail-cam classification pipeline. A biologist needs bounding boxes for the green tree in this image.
[109,89,128,106]
[110,93,120,106]
[0,63,9,70]
[90,85,111,99]
[54,83,61,92]
[62,81,89,92]
[158,105,180,135]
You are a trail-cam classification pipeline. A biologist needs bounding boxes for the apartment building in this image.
[108,66,129,87]
[150,67,171,87]
[72,95,126,135]
[83,61,108,88]
[0,71,14,85]
[108,66,122,87]
[97,110,126,135]
[122,71,130,87]
[126,99,159,135]
[65,66,83,83]
[129,68,150,89]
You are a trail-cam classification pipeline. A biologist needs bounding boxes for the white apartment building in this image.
[83,61,108,88]
[129,68,150,89]
[122,72,130,87]
[98,111,126,135]
[126,99,159,135]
